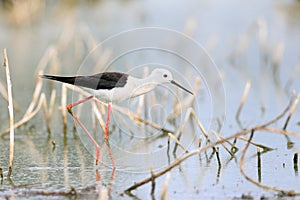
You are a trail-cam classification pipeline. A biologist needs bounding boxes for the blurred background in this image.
[0,0,299,112]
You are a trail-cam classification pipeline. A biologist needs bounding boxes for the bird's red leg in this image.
[104,103,116,169]
[67,95,101,165]
[104,103,112,140]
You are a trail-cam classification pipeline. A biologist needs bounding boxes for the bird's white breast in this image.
[92,76,157,103]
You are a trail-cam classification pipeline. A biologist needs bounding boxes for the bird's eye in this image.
[163,74,168,78]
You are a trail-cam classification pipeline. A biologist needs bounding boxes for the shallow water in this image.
[0,0,300,199]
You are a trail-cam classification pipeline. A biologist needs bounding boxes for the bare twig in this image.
[48,89,56,118]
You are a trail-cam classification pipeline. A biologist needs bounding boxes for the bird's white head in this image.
[149,68,194,95]
[150,68,173,84]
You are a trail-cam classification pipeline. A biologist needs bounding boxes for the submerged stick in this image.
[257,147,261,182]
[3,48,14,177]
[294,153,298,175]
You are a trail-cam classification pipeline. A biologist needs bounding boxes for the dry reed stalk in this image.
[3,49,14,177]
[237,135,273,151]
[173,107,209,153]
[160,172,171,200]
[285,65,300,92]
[41,92,54,133]
[109,101,173,133]
[190,108,209,138]
[271,42,285,87]
[1,93,48,137]
[61,84,67,133]
[125,97,294,193]
[0,89,56,137]
[236,81,251,122]
[240,130,300,196]
[211,130,234,156]
[283,92,300,130]
[238,136,274,151]
[0,81,20,110]
[173,108,193,153]
[198,135,202,148]
[151,167,156,196]
[48,89,56,118]
[35,46,57,74]
[24,70,43,117]
[92,101,106,133]
[272,41,285,67]
[136,96,145,128]
[257,19,268,54]
[2,49,14,174]
[169,77,199,119]
[168,133,188,153]
[41,93,50,132]
[92,49,113,73]
[215,147,221,167]
[257,147,261,182]
[261,127,300,138]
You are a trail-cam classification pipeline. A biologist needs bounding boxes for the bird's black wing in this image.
[41,72,128,90]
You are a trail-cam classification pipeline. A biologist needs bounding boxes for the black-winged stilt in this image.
[41,68,193,167]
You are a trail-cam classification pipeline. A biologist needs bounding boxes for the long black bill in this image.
[171,80,193,95]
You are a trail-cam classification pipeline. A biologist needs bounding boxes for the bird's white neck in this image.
[128,76,160,98]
